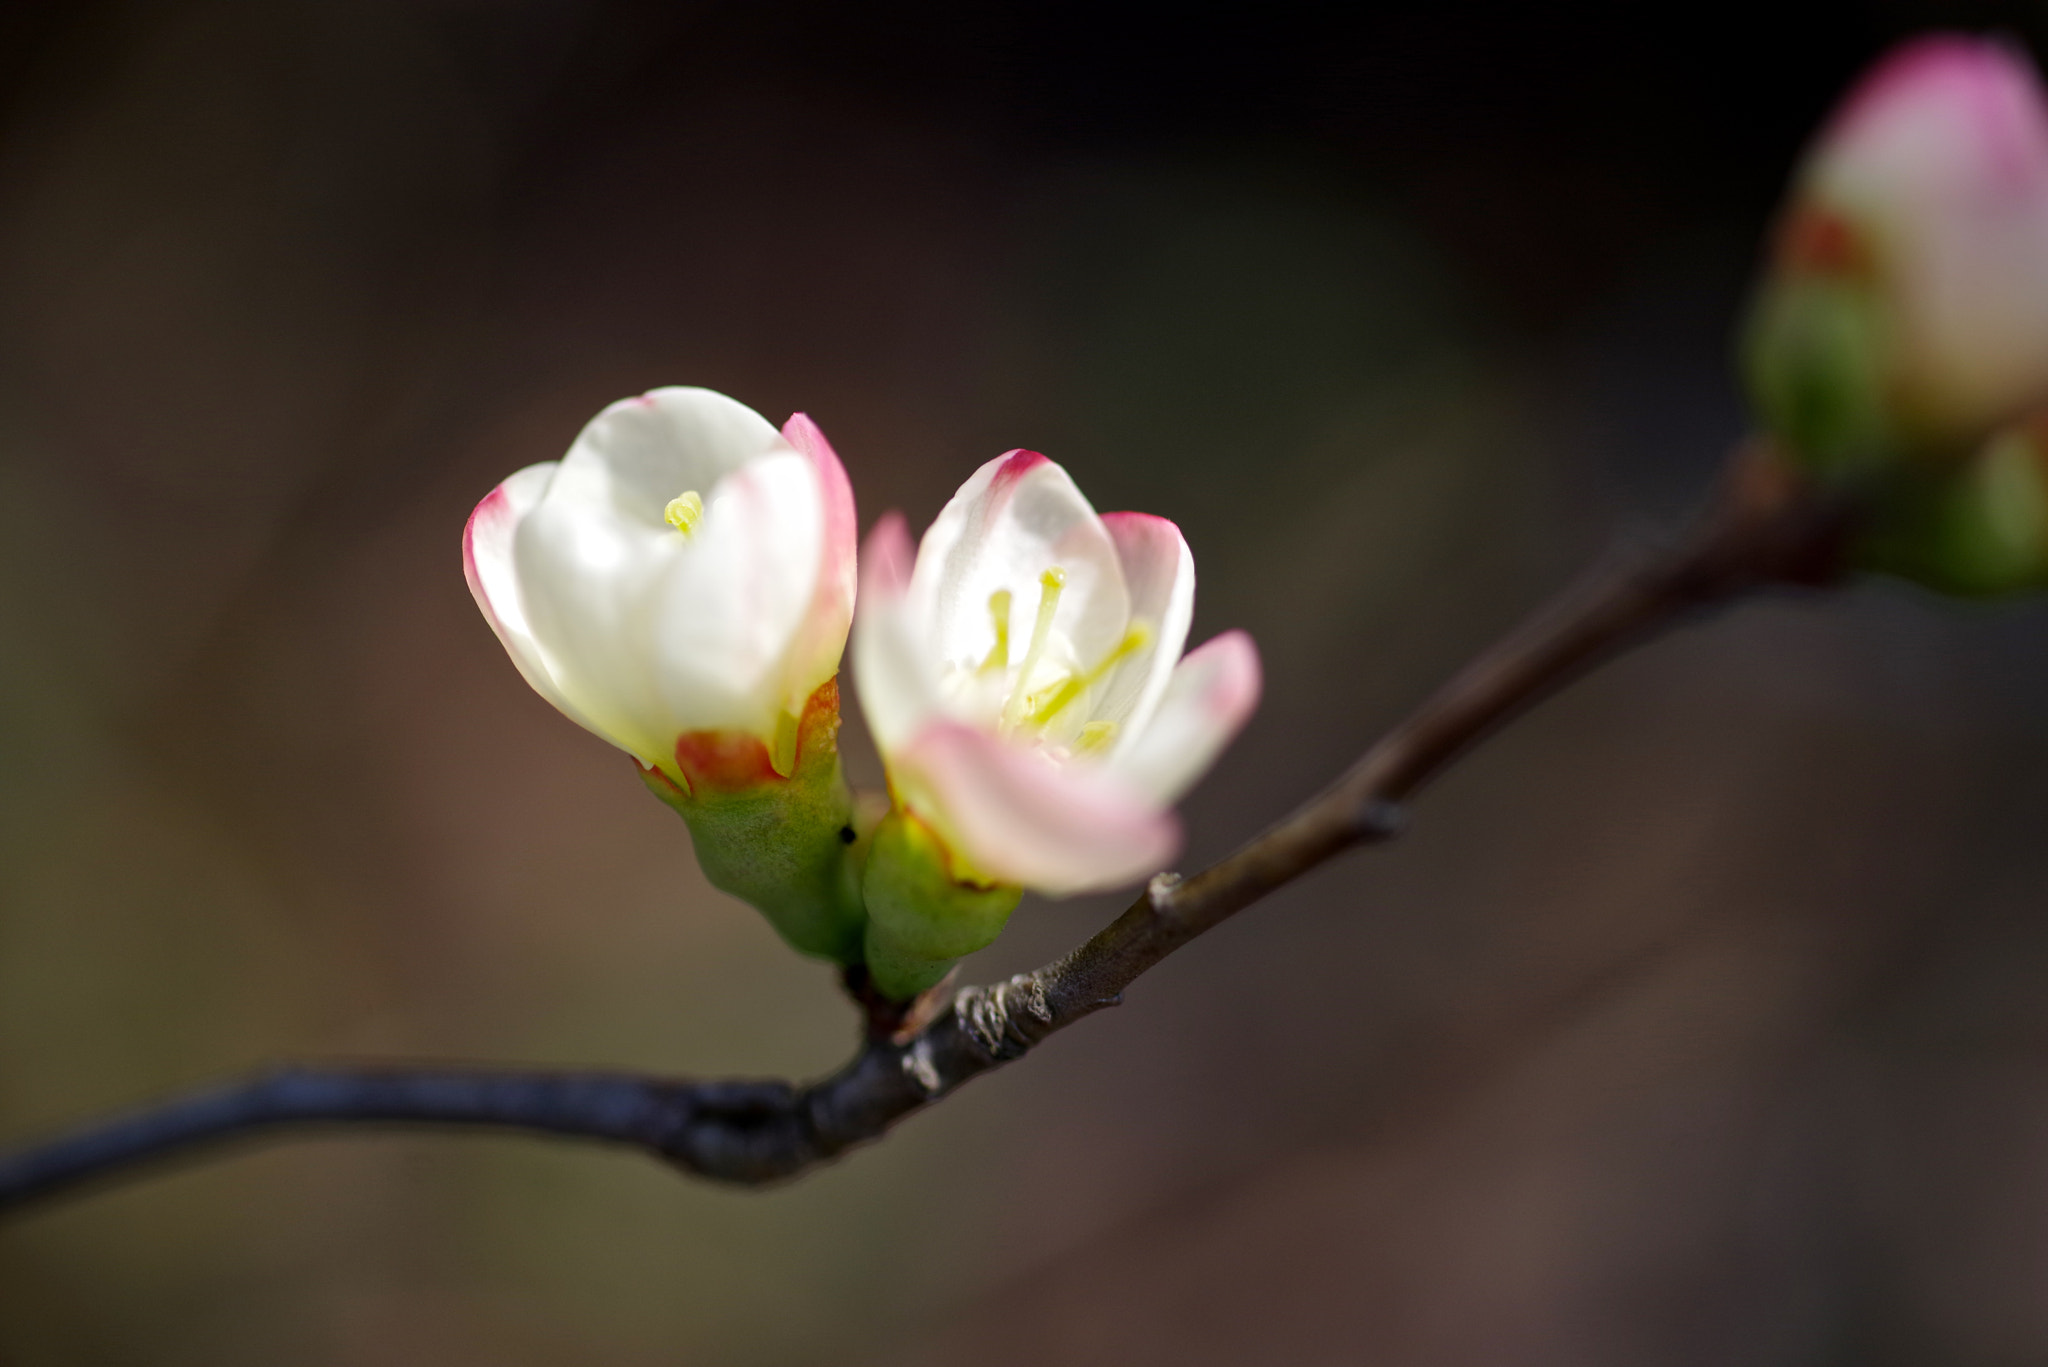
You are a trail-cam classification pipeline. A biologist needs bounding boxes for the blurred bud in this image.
[1854,413,2048,595]
[466,387,868,961]
[1745,35,2048,476]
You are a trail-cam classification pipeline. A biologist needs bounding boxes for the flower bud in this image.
[1745,35,2048,475]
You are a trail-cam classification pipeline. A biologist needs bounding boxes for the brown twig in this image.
[0,443,1845,1210]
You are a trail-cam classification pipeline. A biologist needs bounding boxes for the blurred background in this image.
[6,0,2048,1361]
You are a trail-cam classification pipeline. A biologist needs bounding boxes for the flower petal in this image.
[778,412,859,707]
[892,721,1179,896]
[547,386,788,521]
[852,513,942,754]
[910,450,1131,684]
[464,462,604,735]
[1106,630,1262,806]
[646,449,824,733]
[1090,511,1195,741]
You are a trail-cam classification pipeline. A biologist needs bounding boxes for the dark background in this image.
[7,1,2048,1362]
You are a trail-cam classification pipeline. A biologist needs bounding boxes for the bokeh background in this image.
[6,0,2048,1361]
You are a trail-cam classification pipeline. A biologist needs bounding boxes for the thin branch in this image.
[0,443,1845,1211]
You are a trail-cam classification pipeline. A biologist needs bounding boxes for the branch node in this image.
[1354,799,1407,842]
[1145,871,1184,913]
[1014,974,1053,1025]
[900,1038,942,1096]
[952,974,1052,1061]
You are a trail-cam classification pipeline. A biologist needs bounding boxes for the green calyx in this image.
[1852,424,2048,596]
[638,678,1032,1000]
[859,810,1021,1001]
[1742,272,1905,482]
[640,680,872,965]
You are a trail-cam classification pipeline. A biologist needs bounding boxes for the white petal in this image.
[464,462,606,736]
[852,514,942,754]
[646,449,823,733]
[546,386,788,523]
[1090,511,1195,744]
[909,451,1130,684]
[892,721,1179,895]
[1107,631,1263,806]
[778,413,860,709]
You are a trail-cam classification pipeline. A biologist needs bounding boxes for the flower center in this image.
[1025,621,1149,730]
[1000,568,1066,732]
[664,490,705,536]
[982,566,1151,748]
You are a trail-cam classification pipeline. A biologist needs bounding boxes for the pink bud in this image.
[1767,35,2048,453]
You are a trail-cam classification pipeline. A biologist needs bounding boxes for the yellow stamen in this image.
[1028,620,1152,726]
[1075,720,1118,754]
[978,588,1013,673]
[664,490,705,536]
[1000,567,1065,732]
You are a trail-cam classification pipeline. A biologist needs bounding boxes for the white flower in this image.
[464,387,856,782]
[853,450,1260,895]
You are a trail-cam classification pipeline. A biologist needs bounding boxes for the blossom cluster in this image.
[465,31,2048,998]
[466,387,1258,996]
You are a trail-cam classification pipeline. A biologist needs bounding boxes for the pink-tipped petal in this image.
[893,722,1179,896]
[911,450,1130,675]
[463,463,600,732]
[1107,630,1263,806]
[852,513,941,753]
[1093,511,1196,736]
[782,413,858,605]
[778,411,859,704]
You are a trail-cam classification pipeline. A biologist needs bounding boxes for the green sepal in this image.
[1853,425,2048,596]
[1742,273,1904,482]
[639,680,871,965]
[860,810,1021,1001]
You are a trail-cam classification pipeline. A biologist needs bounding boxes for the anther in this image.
[664,491,705,536]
